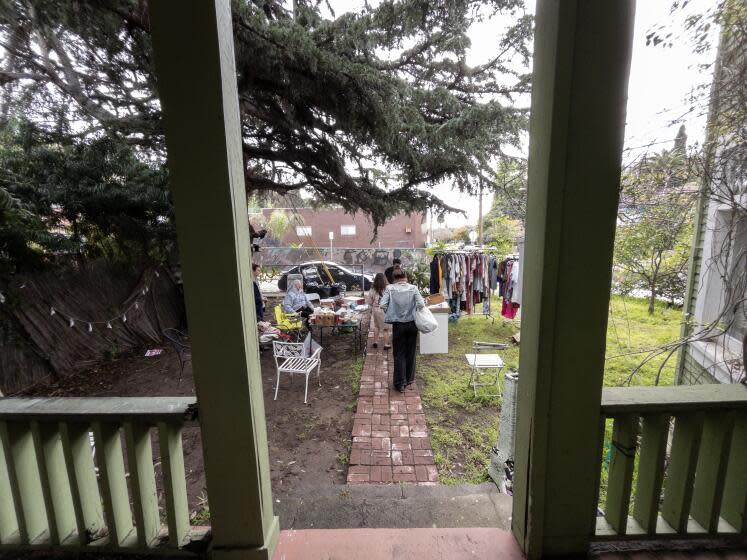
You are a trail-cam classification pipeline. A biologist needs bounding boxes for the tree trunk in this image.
[648,276,657,315]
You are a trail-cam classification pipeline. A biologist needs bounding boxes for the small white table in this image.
[465,353,505,397]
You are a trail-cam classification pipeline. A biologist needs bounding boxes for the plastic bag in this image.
[303,331,322,357]
[415,306,438,334]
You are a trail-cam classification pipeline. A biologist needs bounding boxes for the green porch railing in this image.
[0,397,203,554]
[596,384,747,540]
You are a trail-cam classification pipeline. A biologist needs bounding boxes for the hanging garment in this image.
[429,256,440,295]
[502,299,519,319]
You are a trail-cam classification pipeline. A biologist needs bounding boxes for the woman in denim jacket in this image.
[380,267,425,392]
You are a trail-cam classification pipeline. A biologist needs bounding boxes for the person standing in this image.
[384,258,401,284]
[380,267,425,392]
[252,263,265,321]
[366,273,390,350]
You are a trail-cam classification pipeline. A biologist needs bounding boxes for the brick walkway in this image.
[347,332,438,485]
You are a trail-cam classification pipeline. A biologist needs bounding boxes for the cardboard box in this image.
[320,298,336,309]
[314,311,336,326]
[425,293,445,305]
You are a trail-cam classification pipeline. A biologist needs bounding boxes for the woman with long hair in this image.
[366,272,389,349]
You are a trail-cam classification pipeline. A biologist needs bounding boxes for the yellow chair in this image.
[274,305,304,338]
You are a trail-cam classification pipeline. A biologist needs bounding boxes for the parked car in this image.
[277,261,373,293]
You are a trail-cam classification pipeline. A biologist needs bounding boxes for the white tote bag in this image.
[415,306,438,334]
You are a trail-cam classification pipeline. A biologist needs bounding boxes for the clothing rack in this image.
[429,250,499,320]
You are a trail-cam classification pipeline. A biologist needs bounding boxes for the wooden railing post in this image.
[511,1,636,557]
[148,2,279,558]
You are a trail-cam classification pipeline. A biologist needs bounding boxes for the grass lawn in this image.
[418,294,682,486]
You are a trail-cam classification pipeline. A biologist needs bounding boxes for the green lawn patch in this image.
[419,294,682,486]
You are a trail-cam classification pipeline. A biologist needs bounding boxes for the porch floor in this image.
[273,528,747,560]
[273,527,523,559]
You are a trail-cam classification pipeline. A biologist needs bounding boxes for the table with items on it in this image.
[308,295,369,355]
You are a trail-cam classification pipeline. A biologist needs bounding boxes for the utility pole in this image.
[429,207,434,244]
[478,180,484,246]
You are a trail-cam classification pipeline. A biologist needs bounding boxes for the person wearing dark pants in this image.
[380,267,425,393]
[392,321,419,389]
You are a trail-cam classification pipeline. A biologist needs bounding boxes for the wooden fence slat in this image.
[60,423,104,545]
[93,422,133,547]
[661,412,703,533]
[721,411,747,533]
[124,422,160,548]
[0,421,22,544]
[159,422,190,547]
[35,422,79,545]
[633,413,669,534]
[691,411,734,533]
[5,421,49,544]
[604,415,639,534]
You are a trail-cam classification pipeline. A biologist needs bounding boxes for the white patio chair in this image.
[465,341,508,397]
[272,341,322,404]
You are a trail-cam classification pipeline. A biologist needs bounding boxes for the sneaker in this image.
[384,344,391,350]
[372,342,378,349]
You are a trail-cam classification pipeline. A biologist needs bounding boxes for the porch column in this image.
[149,2,278,559]
[511,1,635,557]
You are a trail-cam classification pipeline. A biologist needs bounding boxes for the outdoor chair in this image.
[274,305,304,340]
[272,341,322,404]
[163,328,192,379]
[465,340,507,397]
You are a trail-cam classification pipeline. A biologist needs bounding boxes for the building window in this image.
[340,225,356,236]
[296,226,312,237]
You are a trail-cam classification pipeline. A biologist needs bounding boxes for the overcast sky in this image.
[435,0,718,228]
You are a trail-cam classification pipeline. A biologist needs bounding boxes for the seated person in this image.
[282,279,314,322]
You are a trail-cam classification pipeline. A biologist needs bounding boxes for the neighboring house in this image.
[678,182,747,385]
[255,207,427,248]
[676,20,747,386]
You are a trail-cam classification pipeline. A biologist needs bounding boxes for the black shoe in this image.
[384,344,391,350]
[372,342,378,348]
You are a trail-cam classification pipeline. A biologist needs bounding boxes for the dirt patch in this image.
[18,311,365,518]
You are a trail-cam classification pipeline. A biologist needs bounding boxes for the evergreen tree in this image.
[0,0,533,234]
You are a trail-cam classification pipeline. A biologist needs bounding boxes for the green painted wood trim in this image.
[59,422,104,545]
[92,422,133,547]
[633,414,669,534]
[5,421,49,544]
[158,423,189,548]
[605,415,639,534]
[510,0,636,557]
[721,411,747,532]
[601,385,747,414]
[36,422,78,546]
[661,413,703,533]
[148,0,277,556]
[0,398,197,423]
[0,421,22,544]
[29,422,58,545]
[691,411,735,532]
[125,423,160,548]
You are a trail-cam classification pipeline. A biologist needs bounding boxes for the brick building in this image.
[257,207,427,248]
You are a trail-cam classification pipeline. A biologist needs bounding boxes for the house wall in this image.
[676,15,747,386]
[255,208,427,248]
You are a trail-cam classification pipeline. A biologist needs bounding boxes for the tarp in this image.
[0,260,184,395]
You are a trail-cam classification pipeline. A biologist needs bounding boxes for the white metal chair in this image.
[465,341,507,397]
[272,341,322,404]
